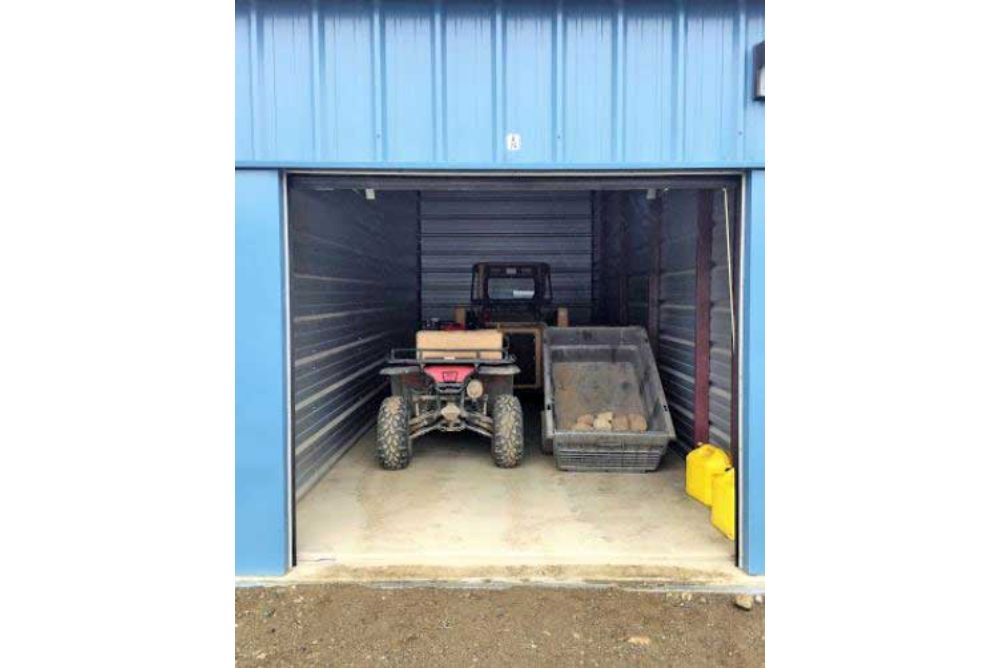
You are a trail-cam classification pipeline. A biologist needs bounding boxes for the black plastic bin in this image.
[542,327,676,472]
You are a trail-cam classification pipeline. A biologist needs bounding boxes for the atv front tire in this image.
[491,394,524,468]
[376,396,411,470]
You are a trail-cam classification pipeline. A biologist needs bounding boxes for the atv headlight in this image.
[466,379,484,400]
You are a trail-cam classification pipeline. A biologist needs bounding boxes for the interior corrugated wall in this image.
[288,188,419,497]
[419,191,593,324]
[657,192,699,451]
[708,189,737,452]
[623,192,655,328]
[596,192,625,324]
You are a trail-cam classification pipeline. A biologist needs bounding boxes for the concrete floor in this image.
[295,398,743,584]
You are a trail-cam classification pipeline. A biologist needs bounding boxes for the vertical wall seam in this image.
[266,11,278,158]
[673,0,686,161]
[372,0,386,160]
[736,0,748,161]
[613,0,626,162]
[493,0,505,162]
[433,0,446,161]
[490,2,498,162]
[553,0,564,162]
[248,0,260,159]
[309,0,323,160]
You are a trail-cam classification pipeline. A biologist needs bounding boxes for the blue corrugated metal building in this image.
[236,0,764,576]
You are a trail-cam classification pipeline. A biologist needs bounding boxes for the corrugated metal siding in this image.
[235,0,765,167]
[657,191,698,450]
[288,188,419,496]
[596,191,624,323]
[623,192,654,327]
[419,191,593,323]
[708,188,736,451]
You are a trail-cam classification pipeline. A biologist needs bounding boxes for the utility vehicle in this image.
[453,262,568,390]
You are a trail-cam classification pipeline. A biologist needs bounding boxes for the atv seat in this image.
[415,330,504,361]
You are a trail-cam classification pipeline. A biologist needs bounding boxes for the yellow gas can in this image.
[685,443,731,506]
[711,468,736,541]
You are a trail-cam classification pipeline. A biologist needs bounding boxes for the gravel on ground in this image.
[236,584,764,667]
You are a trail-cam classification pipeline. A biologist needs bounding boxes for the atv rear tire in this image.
[376,396,411,470]
[491,394,524,468]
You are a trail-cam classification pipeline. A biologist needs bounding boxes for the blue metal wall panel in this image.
[235,0,764,167]
[383,1,436,161]
[562,1,613,162]
[319,1,378,160]
[742,3,765,160]
[622,1,674,161]
[683,0,741,161]
[504,1,555,163]
[443,4,495,161]
[235,170,290,575]
[741,168,764,575]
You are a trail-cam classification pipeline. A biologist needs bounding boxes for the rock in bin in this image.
[593,416,613,431]
[628,413,648,432]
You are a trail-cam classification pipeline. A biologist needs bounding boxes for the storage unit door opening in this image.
[287,174,744,579]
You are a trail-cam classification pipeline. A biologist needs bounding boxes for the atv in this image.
[376,329,524,470]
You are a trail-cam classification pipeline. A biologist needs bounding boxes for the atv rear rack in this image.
[385,347,515,366]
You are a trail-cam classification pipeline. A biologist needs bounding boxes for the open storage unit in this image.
[234,0,765,578]
[286,173,744,578]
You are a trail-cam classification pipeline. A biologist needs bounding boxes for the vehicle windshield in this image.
[487,277,537,300]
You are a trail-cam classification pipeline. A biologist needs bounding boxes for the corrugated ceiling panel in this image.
[235,0,764,166]
[420,191,593,324]
[289,188,419,497]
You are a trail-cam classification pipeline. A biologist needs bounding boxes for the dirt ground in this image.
[236,584,764,667]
